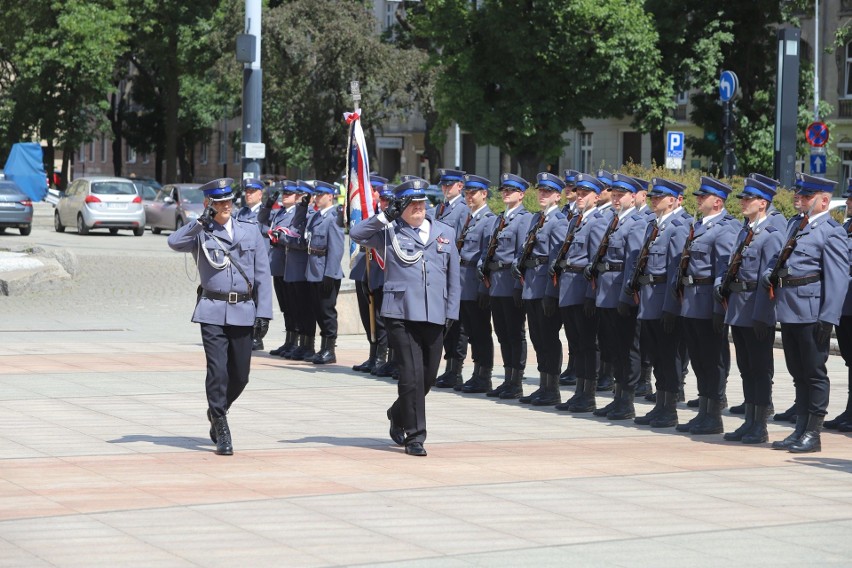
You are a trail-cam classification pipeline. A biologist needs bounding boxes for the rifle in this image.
[549,212,584,287]
[516,212,547,284]
[718,220,754,311]
[767,203,815,300]
[481,214,507,289]
[586,209,620,290]
[625,221,660,304]
[673,220,698,302]
[456,213,473,252]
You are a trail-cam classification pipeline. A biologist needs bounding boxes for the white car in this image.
[54,176,146,236]
[829,197,847,219]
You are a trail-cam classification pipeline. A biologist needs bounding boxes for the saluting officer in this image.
[826,182,852,433]
[167,178,273,456]
[457,174,497,394]
[628,178,692,428]
[478,174,531,399]
[512,172,566,405]
[546,173,611,413]
[434,169,472,389]
[715,177,783,444]
[304,180,345,364]
[281,181,317,361]
[764,173,848,453]
[350,179,461,457]
[268,180,301,357]
[592,174,649,420]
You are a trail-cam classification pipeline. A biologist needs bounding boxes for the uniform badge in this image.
[437,236,449,244]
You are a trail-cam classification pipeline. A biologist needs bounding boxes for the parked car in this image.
[54,176,145,236]
[0,180,33,236]
[131,177,162,202]
[829,197,847,219]
[144,184,204,234]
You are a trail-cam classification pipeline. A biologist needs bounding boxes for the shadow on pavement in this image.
[282,435,399,452]
[107,434,215,452]
[791,456,852,473]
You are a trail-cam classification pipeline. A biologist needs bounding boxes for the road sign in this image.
[719,70,739,102]
[805,122,829,147]
[810,153,826,175]
[665,131,685,170]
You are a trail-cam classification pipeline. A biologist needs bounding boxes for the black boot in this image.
[353,343,378,372]
[596,362,614,392]
[519,372,544,404]
[532,373,562,406]
[635,365,652,397]
[825,410,852,430]
[498,368,524,399]
[207,408,217,443]
[635,391,664,425]
[370,345,388,374]
[213,415,233,456]
[559,357,577,386]
[690,397,724,435]
[454,362,472,391]
[373,349,396,377]
[300,335,317,361]
[312,336,336,364]
[687,398,699,408]
[286,334,304,360]
[773,402,797,423]
[677,396,706,432]
[436,359,463,389]
[787,414,823,453]
[593,383,618,417]
[270,331,295,357]
[771,412,807,450]
[742,405,770,444]
[608,386,636,420]
[487,368,513,398]
[462,365,492,394]
[568,378,597,413]
[728,401,746,415]
[650,390,678,428]
[724,403,755,441]
[556,378,584,410]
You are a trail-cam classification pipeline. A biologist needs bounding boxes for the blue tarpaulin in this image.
[4,143,47,201]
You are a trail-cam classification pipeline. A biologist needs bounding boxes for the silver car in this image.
[0,180,33,236]
[144,184,204,234]
[54,176,146,236]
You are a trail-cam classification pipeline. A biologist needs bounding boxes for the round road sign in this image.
[805,122,829,147]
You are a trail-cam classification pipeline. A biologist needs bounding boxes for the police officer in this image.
[281,181,317,361]
[593,170,616,393]
[628,178,692,428]
[764,173,848,453]
[267,180,301,357]
[304,180,345,364]
[370,183,399,378]
[715,177,783,444]
[167,178,273,455]
[478,174,531,399]
[512,172,565,405]
[350,179,461,457]
[457,174,497,394]
[546,173,611,413]
[592,174,649,420]
[559,169,580,387]
[434,169,472,389]
[673,177,738,436]
[826,182,852,432]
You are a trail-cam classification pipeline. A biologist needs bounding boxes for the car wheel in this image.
[109,228,119,235]
[19,225,31,236]
[174,217,184,231]
[54,212,65,233]
[0,227,6,234]
[133,226,145,237]
[152,227,162,234]
[76,214,89,235]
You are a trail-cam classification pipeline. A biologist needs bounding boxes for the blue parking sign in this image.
[666,131,684,159]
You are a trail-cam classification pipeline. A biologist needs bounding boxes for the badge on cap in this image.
[218,179,227,188]
[502,174,509,181]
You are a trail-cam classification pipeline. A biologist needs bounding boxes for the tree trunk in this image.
[43,140,55,189]
[155,149,163,182]
[650,128,664,168]
[518,155,541,180]
[163,35,179,183]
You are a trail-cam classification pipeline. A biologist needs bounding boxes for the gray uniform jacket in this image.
[349,247,386,291]
[459,206,495,301]
[479,206,531,298]
[167,219,273,326]
[304,206,344,282]
[350,215,460,325]
[518,207,565,300]
[597,209,647,309]
[434,195,471,237]
[268,205,295,278]
[281,204,313,282]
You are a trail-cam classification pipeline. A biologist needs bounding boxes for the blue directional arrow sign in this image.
[719,70,739,102]
[810,153,826,175]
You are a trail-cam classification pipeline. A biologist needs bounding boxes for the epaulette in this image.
[827,218,841,228]
[765,225,778,233]
[723,214,735,222]
[553,210,566,220]
[671,218,683,227]
[235,216,257,225]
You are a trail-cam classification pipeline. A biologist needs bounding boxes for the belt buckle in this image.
[228,292,238,304]
[684,275,694,285]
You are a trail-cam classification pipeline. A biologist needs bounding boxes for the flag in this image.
[344,109,384,269]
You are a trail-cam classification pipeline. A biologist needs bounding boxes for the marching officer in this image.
[478,174,531,399]
[559,169,580,387]
[826,182,852,432]
[628,178,692,428]
[592,174,649,420]
[715,176,783,444]
[434,169,472,389]
[764,173,848,453]
[673,177,739,436]
[268,180,301,357]
[457,174,497,394]
[546,173,611,413]
[512,172,566,405]
[350,179,461,457]
[281,181,317,361]
[304,180,345,364]
[167,178,273,456]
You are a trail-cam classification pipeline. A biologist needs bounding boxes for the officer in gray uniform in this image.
[268,180,301,357]
[559,169,580,387]
[715,177,783,444]
[512,172,566,405]
[673,176,739,436]
[350,179,461,457]
[457,174,497,393]
[478,174,531,399]
[592,170,616,393]
[764,173,848,453]
[304,180,345,364]
[433,169,471,388]
[633,178,655,397]
[167,178,273,456]
[826,182,852,432]
[281,181,317,361]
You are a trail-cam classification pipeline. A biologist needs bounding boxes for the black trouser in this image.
[781,322,831,416]
[731,325,774,407]
[273,276,294,333]
[525,298,563,374]
[441,318,469,362]
[355,281,386,346]
[287,280,315,336]
[641,317,684,393]
[200,323,252,418]
[491,296,527,370]
[386,318,444,445]
[460,299,494,367]
[683,316,730,401]
[836,315,852,404]
[600,306,640,388]
[309,278,340,338]
[560,304,598,381]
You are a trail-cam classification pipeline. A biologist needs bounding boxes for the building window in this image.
[142,153,150,164]
[100,135,107,162]
[78,145,85,163]
[842,149,852,191]
[233,144,240,164]
[200,142,208,165]
[845,42,852,98]
[580,132,593,173]
[88,141,95,162]
[126,142,136,164]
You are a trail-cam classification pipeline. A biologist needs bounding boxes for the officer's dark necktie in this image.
[437,200,448,218]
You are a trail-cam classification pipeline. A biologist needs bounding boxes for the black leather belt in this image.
[307,246,327,257]
[728,279,758,292]
[285,245,307,252]
[680,275,713,286]
[556,260,585,273]
[202,289,252,303]
[637,274,667,285]
[523,256,549,268]
[596,262,623,272]
[777,273,821,288]
[461,259,476,266]
[486,261,512,271]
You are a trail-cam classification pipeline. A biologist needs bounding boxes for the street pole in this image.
[774,28,801,188]
[722,101,737,178]
[241,0,263,181]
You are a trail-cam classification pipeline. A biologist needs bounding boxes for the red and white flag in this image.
[344,109,384,269]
